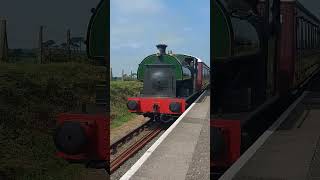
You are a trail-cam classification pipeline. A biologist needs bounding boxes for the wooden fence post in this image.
[67,29,71,61]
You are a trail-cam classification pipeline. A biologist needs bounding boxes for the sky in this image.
[1,0,319,76]
[110,0,210,77]
[0,0,100,49]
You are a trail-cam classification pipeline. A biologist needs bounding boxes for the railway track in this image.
[110,120,153,154]
[110,120,163,174]
[110,127,162,173]
[110,92,205,174]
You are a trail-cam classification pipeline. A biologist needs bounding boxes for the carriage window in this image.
[318,28,320,48]
[310,24,312,48]
[317,28,318,48]
[313,26,315,48]
[306,22,308,48]
[310,23,312,48]
[316,27,318,48]
[310,24,313,49]
[308,23,311,49]
[302,20,305,49]
[312,25,315,49]
[317,27,318,48]
[317,27,320,48]
[302,21,307,49]
[310,23,312,49]
[297,18,301,50]
[311,24,314,48]
[313,26,317,48]
[306,22,309,49]
[306,22,308,49]
[314,26,316,48]
[231,17,260,56]
[318,29,320,48]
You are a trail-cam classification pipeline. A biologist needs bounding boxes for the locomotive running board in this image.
[185,90,204,105]
[292,67,320,95]
[240,95,280,126]
[241,67,320,127]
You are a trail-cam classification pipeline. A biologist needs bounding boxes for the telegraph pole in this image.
[0,18,8,62]
[110,66,113,80]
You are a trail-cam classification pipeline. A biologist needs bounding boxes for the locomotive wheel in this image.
[159,114,173,123]
[54,121,88,155]
[212,127,225,159]
[241,132,253,153]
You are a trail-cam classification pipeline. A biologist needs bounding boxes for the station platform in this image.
[121,91,210,180]
[220,75,320,180]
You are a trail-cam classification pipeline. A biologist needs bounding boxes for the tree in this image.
[71,37,85,52]
[43,40,56,48]
[12,49,23,56]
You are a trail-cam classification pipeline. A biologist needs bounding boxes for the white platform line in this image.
[120,91,207,180]
[219,91,309,180]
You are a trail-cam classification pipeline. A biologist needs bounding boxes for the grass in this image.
[0,62,106,180]
[110,81,143,129]
[0,128,89,180]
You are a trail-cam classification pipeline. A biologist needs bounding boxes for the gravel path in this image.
[111,116,149,144]
[185,110,210,180]
[80,169,109,180]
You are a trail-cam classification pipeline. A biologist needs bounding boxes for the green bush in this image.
[110,81,142,128]
[0,63,105,180]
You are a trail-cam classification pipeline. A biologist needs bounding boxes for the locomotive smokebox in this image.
[156,44,167,55]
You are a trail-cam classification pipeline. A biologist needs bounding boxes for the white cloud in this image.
[112,42,142,50]
[111,0,165,15]
[125,42,141,49]
[111,25,144,36]
[115,17,129,25]
[157,35,185,46]
[183,27,192,32]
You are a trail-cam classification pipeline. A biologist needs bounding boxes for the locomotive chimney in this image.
[156,44,167,55]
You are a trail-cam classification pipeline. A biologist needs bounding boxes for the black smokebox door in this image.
[142,64,176,97]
